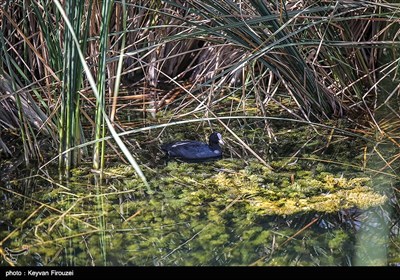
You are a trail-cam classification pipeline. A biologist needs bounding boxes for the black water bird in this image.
[161,132,224,163]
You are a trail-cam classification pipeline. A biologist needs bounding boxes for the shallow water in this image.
[1,119,399,266]
[0,159,396,266]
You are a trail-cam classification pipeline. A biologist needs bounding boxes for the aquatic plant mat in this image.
[0,153,391,266]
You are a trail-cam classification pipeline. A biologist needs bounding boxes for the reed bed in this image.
[0,0,399,193]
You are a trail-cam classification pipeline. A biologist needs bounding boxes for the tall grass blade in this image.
[53,0,150,190]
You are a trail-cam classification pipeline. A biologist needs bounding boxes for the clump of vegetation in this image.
[154,159,386,217]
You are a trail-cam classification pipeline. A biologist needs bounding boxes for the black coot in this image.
[161,132,224,163]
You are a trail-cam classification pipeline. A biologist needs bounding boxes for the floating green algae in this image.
[143,159,387,217]
[1,156,388,266]
[84,157,387,219]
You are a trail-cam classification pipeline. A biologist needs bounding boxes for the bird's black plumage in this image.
[161,132,224,163]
